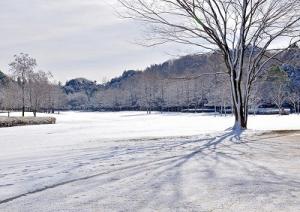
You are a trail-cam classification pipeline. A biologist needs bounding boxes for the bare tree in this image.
[0,82,22,117]
[288,91,300,114]
[248,81,263,115]
[139,73,156,113]
[48,85,67,113]
[9,53,37,117]
[67,92,89,110]
[271,83,288,114]
[42,72,66,113]
[263,67,290,114]
[30,71,53,117]
[119,0,300,129]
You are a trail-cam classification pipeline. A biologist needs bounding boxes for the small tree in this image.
[30,71,51,117]
[263,67,290,114]
[248,81,264,115]
[0,82,22,117]
[48,85,67,113]
[288,91,300,114]
[9,53,37,117]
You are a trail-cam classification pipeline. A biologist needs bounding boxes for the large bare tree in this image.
[119,0,300,129]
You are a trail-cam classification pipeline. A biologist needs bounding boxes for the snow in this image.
[0,111,299,211]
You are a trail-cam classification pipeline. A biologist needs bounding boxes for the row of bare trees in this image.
[73,66,298,115]
[1,55,298,118]
[0,53,67,117]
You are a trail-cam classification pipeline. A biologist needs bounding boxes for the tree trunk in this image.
[278,106,282,115]
[230,73,248,130]
[22,75,25,117]
[232,103,247,130]
[214,105,217,116]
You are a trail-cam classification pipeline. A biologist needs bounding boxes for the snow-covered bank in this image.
[0,116,56,128]
[0,112,299,211]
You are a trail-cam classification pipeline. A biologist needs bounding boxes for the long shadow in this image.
[1,130,297,210]
[126,130,300,211]
[126,130,247,210]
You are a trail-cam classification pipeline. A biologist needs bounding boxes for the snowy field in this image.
[0,111,299,211]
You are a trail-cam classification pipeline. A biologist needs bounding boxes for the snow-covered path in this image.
[0,112,299,211]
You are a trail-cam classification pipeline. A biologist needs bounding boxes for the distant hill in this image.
[105,48,299,91]
[63,47,300,104]
[106,70,142,88]
[280,47,300,90]
[0,70,6,80]
[102,52,224,90]
[64,78,100,96]
[0,70,9,85]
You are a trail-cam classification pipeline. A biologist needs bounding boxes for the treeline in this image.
[66,67,300,114]
[1,48,300,115]
[0,53,67,117]
[66,48,300,114]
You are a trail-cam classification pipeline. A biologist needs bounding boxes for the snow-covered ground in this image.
[0,111,299,211]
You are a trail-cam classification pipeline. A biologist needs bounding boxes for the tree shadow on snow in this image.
[120,130,300,211]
